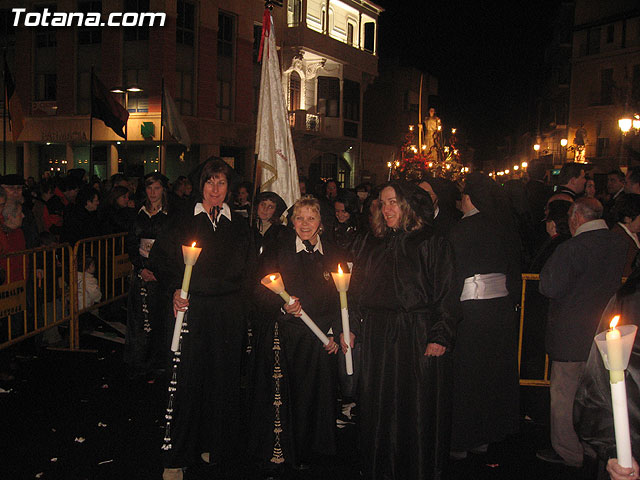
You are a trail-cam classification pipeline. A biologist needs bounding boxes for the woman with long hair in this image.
[348,181,460,480]
[124,173,172,381]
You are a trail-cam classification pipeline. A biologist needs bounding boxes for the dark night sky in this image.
[375,0,563,166]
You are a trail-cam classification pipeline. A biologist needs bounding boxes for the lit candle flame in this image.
[270,275,276,281]
[610,315,620,329]
[338,264,343,275]
[191,242,196,247]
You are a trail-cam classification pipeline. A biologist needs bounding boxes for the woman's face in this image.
[380,186,402,229]
[293,206,321,242]
[237,187,249,204]
[257,199,276,222]
[146,181,164,206]
[202,174,228,207]
[116,193,129,209]
[84,194,99,212]
[585,179,596,198]
[334,201,350,224]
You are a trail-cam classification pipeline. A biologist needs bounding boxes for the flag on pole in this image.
[91,72,129,139]
[255,8,300,211]
[162,83,191,150]
[3,57,24,141]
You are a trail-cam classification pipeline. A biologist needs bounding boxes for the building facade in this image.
[1,0,381,186]
[568,0,640,171]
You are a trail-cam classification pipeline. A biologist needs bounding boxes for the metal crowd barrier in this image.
[0,233,131,352]
[0,242,570,386]
[0,244,75,350]
[518,273,550,387]
[73,233,131,348]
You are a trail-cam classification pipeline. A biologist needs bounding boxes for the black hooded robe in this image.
[350,227,460,480]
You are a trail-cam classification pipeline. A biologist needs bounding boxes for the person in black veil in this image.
[149,158,256,480]
[574,253,640,480]
[252,191,288,258]
[448,172,522,459]
[124,173,172,381]
[249,195,343,474]
[347,180,460,480]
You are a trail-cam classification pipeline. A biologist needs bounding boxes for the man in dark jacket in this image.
[537,197,627,467]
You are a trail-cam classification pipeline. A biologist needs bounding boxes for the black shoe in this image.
[536,448,565,465]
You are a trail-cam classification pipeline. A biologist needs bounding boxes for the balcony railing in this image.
[289,110,323,133]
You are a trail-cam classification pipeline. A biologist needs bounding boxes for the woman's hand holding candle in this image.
[340,332,355,355]
[324,337,339,355]
[607,458,639,480]
[283,296,302,316]
[173,289,189,317]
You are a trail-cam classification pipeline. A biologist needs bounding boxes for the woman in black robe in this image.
[348,181,460,480]
[252,191,288,258]
[448,172,521,457]
[249,196,342,472]
[150,158,255,480]
[574,255,640,480]
[124,173,172,380]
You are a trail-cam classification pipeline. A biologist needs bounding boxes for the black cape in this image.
[349,227,460,480]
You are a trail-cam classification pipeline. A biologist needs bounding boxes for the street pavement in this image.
[0,322,601,480]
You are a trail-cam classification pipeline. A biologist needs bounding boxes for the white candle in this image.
[170,242,203,352]
[605,315,633,468]
[331,264,353,375]
[261,273,330,346]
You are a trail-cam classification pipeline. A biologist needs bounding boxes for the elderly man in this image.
[536,197,627,468]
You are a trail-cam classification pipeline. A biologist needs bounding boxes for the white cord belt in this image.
[460,273,508,301]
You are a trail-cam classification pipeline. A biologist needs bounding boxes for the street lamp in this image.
[533,144,540,152]
[560,138,568,147]
[619,116,633,134]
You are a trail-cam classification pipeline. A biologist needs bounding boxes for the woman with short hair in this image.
[249,195,343,472]
[151,158,255,480]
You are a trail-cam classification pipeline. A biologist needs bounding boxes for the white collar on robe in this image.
[295,235,324,255]
[194,202,232,229]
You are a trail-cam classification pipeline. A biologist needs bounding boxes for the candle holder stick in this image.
[331,265,353,375]
[261,273,330,346]
[170,243,203,352]
[594,320,638,468]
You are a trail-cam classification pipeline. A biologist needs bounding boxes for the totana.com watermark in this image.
[12,7,166,27]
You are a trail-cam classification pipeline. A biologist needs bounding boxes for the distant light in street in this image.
[619,117,632,133]
[513,165,519,171]
[533,144,540,151]
[521,161,528,168]
[452,128,456,134]
[505,169,510,174]
[560,138,568,147]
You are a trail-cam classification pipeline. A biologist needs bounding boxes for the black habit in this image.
[149,203,256,468]
[349,228,460,480]
[448,210,521,452]
[249,228,344,467]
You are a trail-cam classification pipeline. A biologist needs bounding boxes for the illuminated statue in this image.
[423,107,442,158]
